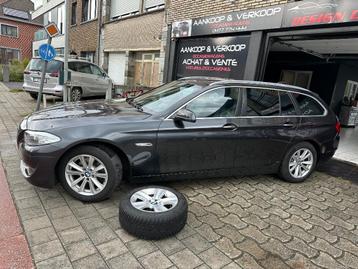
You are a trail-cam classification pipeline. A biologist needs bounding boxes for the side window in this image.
[76,62,92,74]
[186,87,240,118]
[68,62,77,71]
[280,93,297,116]
[245,88,280,116]
[90,64,103,76]
[291,94,325,115]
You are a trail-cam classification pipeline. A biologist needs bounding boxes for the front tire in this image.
[71,87,82,102]
[279,142,317,183]
[29,92,38,100]
[59,145,122,202]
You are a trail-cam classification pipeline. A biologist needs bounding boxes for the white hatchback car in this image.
[23,57,112,101]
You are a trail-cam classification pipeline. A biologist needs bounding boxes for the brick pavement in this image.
[0,82,358,269]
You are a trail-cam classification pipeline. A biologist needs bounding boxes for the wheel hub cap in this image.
[130,188,178,213]
[288,148,314,179]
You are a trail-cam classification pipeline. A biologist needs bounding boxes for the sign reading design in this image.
[282,0,358,27]
[172,5,284,37]
[176,36,250,79]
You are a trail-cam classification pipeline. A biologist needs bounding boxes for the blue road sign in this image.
[39,44,56,62]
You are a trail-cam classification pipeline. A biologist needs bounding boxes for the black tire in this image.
[279,142,317,183]
[119,186,188,240]
[29,92,38,100]
[58,145,122,202]
[71,87,82,102]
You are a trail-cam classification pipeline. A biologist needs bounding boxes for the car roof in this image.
[178,76,312,95]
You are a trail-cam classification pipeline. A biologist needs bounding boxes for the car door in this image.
[157,86,242,175]
[232,87,300,174]
[74,62,98,96]
[90,64,111,95]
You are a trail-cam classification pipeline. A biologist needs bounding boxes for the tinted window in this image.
[28,59,63,73]
[76,62,92,74]
[90,64,103,76]
[186,88,240,118]
[292,94,325,115]
[68,62,77,71]
[246,88,279,116]
[280,93,296,116]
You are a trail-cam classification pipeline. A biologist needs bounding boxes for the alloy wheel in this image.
[130,188,179,213]
[288,148,314,179]
[65,154,108,196]
[71,88,82,101]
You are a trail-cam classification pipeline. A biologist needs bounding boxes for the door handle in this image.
[283,122,294,128]
[222,123,238,131]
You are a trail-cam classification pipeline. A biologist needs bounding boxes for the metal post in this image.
[63,0,71,102]
[36,37,52,112]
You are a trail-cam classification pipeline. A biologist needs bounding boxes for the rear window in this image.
[245,88,280,116]
[291,94,325,116]
[27,58,63,73]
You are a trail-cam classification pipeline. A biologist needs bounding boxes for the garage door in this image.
[108,53,126,86]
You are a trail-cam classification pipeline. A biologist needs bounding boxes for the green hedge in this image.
[0,59,29,82]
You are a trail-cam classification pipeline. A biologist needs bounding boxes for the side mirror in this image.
[174,108,196,123]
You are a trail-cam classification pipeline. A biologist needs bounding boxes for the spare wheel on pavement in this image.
[119,186,188,240]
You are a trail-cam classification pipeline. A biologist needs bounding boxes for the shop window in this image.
[186,87,240,118]
[134,52,160,88]
[291,94,325,116]
[71,2,77,25]
[280,70,312,89]
[0,47,20,64]
[0,24,18,37]
[82,0,97,22]
[245,88,280,116]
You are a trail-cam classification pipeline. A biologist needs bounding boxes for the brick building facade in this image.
[0,0,42,63]
[69,0,100,63]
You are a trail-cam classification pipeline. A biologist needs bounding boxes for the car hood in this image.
[24,100,151,131]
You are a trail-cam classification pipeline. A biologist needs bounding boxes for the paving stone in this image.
[72,205,99,219]
[335,238,358,255]
[23,215,52,232]
[115,229,136,243]
[287,253,320,269]
[26,226,58,247]
[15,196,42,209]
[214,237,242,259]
[209,194,233,207]
[36,254,72,269]
[268,198,290,210]
[65,239,97,261]
[221,214,247,230]
[231,195,251,208]
[188,202,208,217]
[79,216,107,231]
[182,233,212,254]
[187,212,203,228]
[258,253,290,269]
[32,239,65,262]
[12,189,38,200]
[286,237,319,259]
[169,248,203,269]
[265,215,291,230]
[97,238,128,260]
[216,225,245,244]
[246,205,270,219]
[48,206,74,220]
[327,216,355,231]
[108,251,143,269]
[139,250,173,269]
[59,226,88,245]
[87,225,117,245]
[309,226,338,244]
[42,197,68,210]
[312,252,346,269]
[239,225,268,244]
[285,224,315,243]
[198,247,231,269]
[18,205,46,221]
[98,206,118,219]
[106,216,121,230]
[285,215,312,230]
[262,225,292,243]
[235,239,267,260]
[190,194,213,206]
[53,215,81,232]
[196,223,221,242]
[330,226,358,244]
[242,214,269,230]
[261,238,294,260]
[127,239,158,258]
[225,204,250,218]
[311,238,342,258]
[204,203,228,218]
[236,253,264,269]
[72,253,107,269]
[338,252,358,269]
[155,237,186,256]
[305,205,331,220]
[199,213,225,229]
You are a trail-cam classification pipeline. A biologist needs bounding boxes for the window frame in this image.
[82,0,97,22]
[166,86,327,120]
[0,47,20,64]
[0,23,18,38]
[71,2,77,26]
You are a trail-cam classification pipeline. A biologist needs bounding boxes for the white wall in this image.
[32,35,65,55]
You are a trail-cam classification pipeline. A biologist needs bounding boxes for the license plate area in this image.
[33,77,47,83]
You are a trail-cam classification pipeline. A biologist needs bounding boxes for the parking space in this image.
[0,82,358,269]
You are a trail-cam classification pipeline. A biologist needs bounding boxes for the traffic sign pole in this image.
[35,37,52,112]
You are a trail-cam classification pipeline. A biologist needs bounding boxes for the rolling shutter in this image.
[111,0,140,18]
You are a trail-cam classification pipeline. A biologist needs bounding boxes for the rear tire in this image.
[29,92,38,100]
[59,145,122,202]
[279,142,317,183]
[71,87,82,102]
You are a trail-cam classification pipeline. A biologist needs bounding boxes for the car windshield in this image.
[133,81,203,114]
[27,58,63,73]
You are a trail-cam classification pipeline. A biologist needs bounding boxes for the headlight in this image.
[20,119,27,130]
[24,131,61,146]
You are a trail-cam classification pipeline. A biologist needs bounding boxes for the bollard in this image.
[2,64,10,82]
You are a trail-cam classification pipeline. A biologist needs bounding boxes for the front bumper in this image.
[18,141,59,188]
